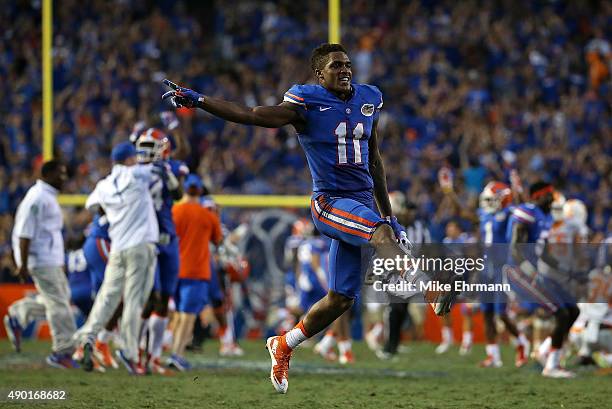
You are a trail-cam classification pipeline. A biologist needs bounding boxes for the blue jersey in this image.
[506,203,551,243]
[479,207,512,244]
[506,203,552,265]
[283,84,383,192]
[150,159,189,236]
[297,236,330,293]
[66,249,90,288]
[88,214,110,241]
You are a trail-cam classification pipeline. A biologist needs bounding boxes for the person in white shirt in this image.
[8,160,78,368]
[75,142,161,374]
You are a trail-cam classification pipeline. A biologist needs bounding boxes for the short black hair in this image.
[529,181,552,196]
[311,43,347,73]
[41,160,64,179]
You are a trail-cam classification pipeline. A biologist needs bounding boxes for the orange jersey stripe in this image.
[285,92,304,101]
[96,238,108,263]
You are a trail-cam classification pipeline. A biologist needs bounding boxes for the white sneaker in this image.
[338,350,355,365]
[435,342,452,355]
[220,343,244,357]
[376,350,398,362]
[479,356,503,368]
[314,338,337,361]
[459,343,472,356]
[542,367,576,378]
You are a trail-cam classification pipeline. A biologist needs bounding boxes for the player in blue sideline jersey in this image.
[477,182,529,368]
[82,215,110,296]
[506,181,580,378]
[162,43,458,393]
[296,229,330,317]
[135,127,188,375]
[69,214,110,319]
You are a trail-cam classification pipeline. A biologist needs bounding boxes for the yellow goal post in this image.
[43,0,340,209]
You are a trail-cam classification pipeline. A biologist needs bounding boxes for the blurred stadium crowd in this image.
[0,0,610,279]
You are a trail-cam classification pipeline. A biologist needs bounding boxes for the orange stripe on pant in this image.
[311,200,372,240]
[316,196,378,227]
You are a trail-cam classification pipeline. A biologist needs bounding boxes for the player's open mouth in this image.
[339,76,350,85]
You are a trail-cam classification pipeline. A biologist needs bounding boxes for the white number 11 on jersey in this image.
[335,122,364,164]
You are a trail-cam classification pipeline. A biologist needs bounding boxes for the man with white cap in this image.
[75,142,163,374]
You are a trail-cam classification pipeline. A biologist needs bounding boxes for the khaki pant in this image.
[75,242,156,361]
[8,294,47,329]
[26,267,77,354]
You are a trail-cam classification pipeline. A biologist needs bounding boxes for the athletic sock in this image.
[461,331,473,347]
[148,315,168,359]
[518,333,529,347]
[370,323,383,340]
[486,344,501,363]
[545,348,561,370]
[97,329,112,343]
[538,336,552,357]
[338,339,352,355]
[441,326,452,344]
[139,318,149,351]
[317,330,336,351]
[162,328,173,349]
[219,324,235,346]
[283,320,309,350]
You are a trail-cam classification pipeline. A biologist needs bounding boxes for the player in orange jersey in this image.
[167,174,223,371]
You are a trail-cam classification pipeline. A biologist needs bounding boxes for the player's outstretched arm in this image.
[162,79,301,128]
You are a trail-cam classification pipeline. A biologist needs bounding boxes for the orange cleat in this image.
[95,341,119,369]
[266,336,292,394]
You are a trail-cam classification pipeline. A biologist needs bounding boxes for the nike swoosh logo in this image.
[319,107,332,111]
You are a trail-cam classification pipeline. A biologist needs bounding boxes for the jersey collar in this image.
[319,84,357,103]
[37,179,59,196]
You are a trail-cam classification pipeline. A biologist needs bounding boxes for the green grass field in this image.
[0,339,609,408]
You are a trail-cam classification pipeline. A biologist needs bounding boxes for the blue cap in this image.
[184,174,203,190]
[111,142,136,162]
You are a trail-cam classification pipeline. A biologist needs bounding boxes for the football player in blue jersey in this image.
[506,181,580,378]
[135,128,188,374]
[163,43,458,393]
[477,182,529,368]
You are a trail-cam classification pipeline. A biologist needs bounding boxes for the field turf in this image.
[0,339,609,408]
